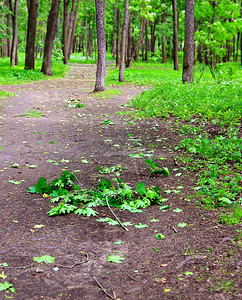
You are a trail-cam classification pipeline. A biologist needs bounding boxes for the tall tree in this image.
[172,0,179,70]
[119,0,129,82]
[94,0,106,92]
[182,0,194,83]
[9,0,19,67]
[116,7,121,67]
[25,0,39,70]
[41,0,60,76]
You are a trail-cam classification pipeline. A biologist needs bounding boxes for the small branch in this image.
[98,191,129,231]
[176,255,206,269]
[126,271,138,281]
[56,252,89,268]
[172,226,178,233]
[1,263,33,269]
[93,277,116,300]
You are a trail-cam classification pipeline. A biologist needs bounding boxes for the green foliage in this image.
[145,158,170,176]
[29,170,163,217]
[33,255,56,264]
[0,281,15,293]
[0,55,68,85]
[107,255,125,263]
[220,206,242,225]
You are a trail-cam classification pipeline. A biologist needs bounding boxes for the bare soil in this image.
[0,64,241,300]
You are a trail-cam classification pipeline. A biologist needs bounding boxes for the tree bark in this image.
[68,0,80,59]
[133,17,145,62]
[126,15,132,68]
[116,8,121,67]
[111,0,117,58]
[41,0,60,76]
[182,0,194,83]
[145,19,148,61]
[62,0,69,64]
[172,0,179,70]
[25,0,38,70]
[161,7,167,63]
[94,0,106,92]
[9,0,19,67]
[119,0,129,82]
[150,20,157,57]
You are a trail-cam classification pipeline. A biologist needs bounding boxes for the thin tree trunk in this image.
[172,0,179,70]
[150,20,157,57]
[94,0,106,92]
[112,0,117,58]
[25,0,38,70]
[182,0,194,83]
[145,19,148,61]
[235,32,240,62]
[133,17,145,62]
[10,0,19,67]
[119,0,129,82]
[41,0,60,76]
[116,8,121,67]
[62,0,69,64]
[126,15,132,68]
[161,7,167,63]
[68,0,80,59]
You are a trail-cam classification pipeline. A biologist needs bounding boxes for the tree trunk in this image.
[94,0,106,92]
[172,0,179,70]
[62,0,69,64]
[116,8,121,67]
[145,19,148,61]
[133,17,145,62]
[68,0,80,59]
[10,0,19,67]
[150,20,157,57]
[235,32,240,62]
[161,8,167,63]
[126,15,132,68]
[41,0,60,76]
[119,0,129,82]
[197,43,203,63]
[25,0,38,70]
[111,1,117,58]
[182,0,194,83]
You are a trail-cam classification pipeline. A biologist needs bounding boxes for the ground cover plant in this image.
[124,61,242,223]
[0,54,68,85]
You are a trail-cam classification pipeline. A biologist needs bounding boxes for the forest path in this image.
[0,64,240,299]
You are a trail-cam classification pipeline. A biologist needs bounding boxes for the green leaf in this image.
[107,255,125,263]
[134,223,148,229]
[33,255,55,264]
[122,222,133,226]
[75,207,98,216]
[184,271,193,276]
[153,248,160,252]
[159,205,169,210]
[177,223,187,227]
[114,241,124,245]
[150,219,159,223]
[156,233,165,240]
[0,281,14,292]
[136,182,147,195]
[173,208,182,213]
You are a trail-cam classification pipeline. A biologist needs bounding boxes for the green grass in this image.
[0,90,15,98]
[69,52,114,64]
[0,53,68,85]
[109,60,241,223]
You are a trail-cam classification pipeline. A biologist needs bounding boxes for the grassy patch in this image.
[116,60,241,223]
[0,54,68,85]
[0,90,15,98]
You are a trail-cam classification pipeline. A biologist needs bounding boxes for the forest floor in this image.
[0,64,241,300]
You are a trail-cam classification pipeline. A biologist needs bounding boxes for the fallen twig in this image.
[176,255,206,269]
[98,191,129,231]
[93,277,116,300]
[57,251,89,268]
[126,271,138,281]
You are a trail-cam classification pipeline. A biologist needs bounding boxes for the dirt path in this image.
[0,64,240,299]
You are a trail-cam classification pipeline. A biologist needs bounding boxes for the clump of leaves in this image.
[28,172,163,217]
[145,158,170,177]
[33,255,55,264]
